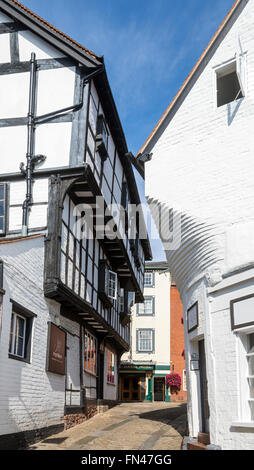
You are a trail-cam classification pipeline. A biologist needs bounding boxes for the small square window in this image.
[144,271,154,287]
[137,296,155,316]
[216,60,244,108]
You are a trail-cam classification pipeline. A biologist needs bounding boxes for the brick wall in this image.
[170,285,187,402]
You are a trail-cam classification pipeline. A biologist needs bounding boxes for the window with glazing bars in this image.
[137,329,154,353]
[137,296,155,316]
[144,271,154,287]
[247,333,254,420]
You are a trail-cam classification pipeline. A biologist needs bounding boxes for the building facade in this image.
[120,262,186,403]
[170,280,187,403]
[139,0,254,450]
[0,0,151,449]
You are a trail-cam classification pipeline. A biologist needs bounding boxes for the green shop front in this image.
[119,363,171,402]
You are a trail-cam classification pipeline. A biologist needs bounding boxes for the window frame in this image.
[84,330,97,376]
[106,348,115,385]
[108,269,118,300]
[137,296,155,317]
[214,56,246,109]
[144,270,155,288]
[8,300,36,363]
[136,328,155,353]
[234,329,254,426]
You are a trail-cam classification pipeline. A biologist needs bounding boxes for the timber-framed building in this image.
[0,0,151,449]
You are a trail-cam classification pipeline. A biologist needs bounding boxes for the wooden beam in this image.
[0,22,27,34]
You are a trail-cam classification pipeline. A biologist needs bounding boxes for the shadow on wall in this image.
[227,98,243,126]
[139,402,187,436]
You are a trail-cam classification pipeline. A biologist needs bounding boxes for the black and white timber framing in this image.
[0,0,152,447]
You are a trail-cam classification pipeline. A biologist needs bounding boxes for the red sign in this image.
[47,323,66,375]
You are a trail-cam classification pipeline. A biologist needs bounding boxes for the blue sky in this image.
[22,0,235,260]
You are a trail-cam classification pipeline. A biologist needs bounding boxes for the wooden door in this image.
[154,377,165,401]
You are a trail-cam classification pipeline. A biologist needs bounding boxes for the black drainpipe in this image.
[21,52,37,236]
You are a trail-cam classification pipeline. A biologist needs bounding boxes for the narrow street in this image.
[29,402,187,451]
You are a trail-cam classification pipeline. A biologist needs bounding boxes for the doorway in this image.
[199,340,210,432]
[154,377,165,401]
[121,376,141,401]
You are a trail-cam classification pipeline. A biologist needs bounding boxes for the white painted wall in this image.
[122,270,171,367]
[145,0,254,450]
[0,236,65,435]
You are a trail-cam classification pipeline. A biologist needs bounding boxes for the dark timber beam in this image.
[0,57,76,76]
[0,114,72,128]
[0,21,27,34]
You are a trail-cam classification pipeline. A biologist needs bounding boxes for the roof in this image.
[0,0,102,67]
[145,261,168,270]
[137,0,246,157]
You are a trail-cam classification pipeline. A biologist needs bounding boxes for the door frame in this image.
[198,339,210,433]
[153,376,166,402]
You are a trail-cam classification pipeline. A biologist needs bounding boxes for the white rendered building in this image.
[139,0,254,450]
[120,262,171,402]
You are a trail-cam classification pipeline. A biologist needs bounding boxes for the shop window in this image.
[107,349,115,384]
[84,331,97,376]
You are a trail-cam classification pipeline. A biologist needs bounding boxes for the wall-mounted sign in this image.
[187,302,199,333]
[230,293,254,330]
[190,360,200,371]
[47,323,66,375]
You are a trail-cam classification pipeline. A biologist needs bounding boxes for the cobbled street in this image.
[29,402,187,451]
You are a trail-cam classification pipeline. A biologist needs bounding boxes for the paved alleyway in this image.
[29,402,187,451]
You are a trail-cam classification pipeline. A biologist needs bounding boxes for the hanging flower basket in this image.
[166,373,181,394]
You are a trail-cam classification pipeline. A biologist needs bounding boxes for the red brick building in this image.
[170,280,187,402]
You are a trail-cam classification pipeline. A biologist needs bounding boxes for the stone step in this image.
[198,432,210,445]
[187,441,207,451]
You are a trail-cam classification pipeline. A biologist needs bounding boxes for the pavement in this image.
[28,401,187,451]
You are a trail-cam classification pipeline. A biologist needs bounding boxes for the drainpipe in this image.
[21,53,37,236]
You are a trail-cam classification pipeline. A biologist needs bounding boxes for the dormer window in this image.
[216,59,245,108]
[0,183,7,236]
[96,114,108,161]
